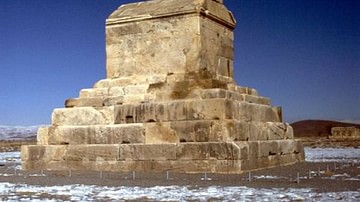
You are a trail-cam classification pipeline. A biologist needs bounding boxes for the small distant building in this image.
[330,127,360,139]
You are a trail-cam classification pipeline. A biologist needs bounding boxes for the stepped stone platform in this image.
[21,0,304,174]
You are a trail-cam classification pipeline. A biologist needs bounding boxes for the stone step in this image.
[93,75,167,88]
[227,83,259,96]
[193,88,270,105]
[73,88,270,108]
[37,120,293,145]
[37,124,145,145]
[55,99,282,126]
[21,140,304,173]
[113,99,280,124]
[79,84,150,98]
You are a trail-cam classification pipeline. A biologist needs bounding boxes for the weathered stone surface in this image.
[37,127,49,145]
[76,98,104,107]
[65,98,79,108]
[64,145,119,161]
[41,124,145,145]
[21,145,66,162]
[119,144,177,161]
[52,107,114,126]
[21,0,304,174]
[22,141,303,173]
[145,122,179,143]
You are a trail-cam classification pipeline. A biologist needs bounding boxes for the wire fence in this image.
[0,160,358,185]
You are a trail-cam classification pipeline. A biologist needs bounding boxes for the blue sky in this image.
[0,0,359,126]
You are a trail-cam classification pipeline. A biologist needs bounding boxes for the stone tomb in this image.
[21,0,304,174]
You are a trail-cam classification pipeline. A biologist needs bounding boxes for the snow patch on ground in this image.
[0,183,359,201]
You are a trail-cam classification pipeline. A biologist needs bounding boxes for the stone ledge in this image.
[21,140,304,173]
[37,120,294,145]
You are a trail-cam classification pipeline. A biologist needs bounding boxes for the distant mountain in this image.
[291,120,360,137]
[0,125,43,140]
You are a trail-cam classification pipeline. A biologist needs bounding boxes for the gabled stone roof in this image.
[107,0,236,29]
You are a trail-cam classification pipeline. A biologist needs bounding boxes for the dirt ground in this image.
[1,160,359,193]
[0,138,359,194]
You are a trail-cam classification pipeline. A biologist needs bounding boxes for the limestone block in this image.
[115,103,157,124]
[115,99,233,124]
[21,145,45,161]
[247,141,259,160]
[26,159,242,173]
[235,86,247,94]
[170,120,212,142]
[233,86,258,96]
[237,102,280,122]
[52,106,114,126]
[176,143,210,160]
[124,85,149,95]
[79,88,108,98]
[247,122,266,141]
[106,0,235,80]
[210,121,232,141]
[119,144,177,161]
[200,89,227,99]
[201,0,235,28]
[208,142,241,160]
[21,160,45,170]
[241,95,270,105]
[111,124,146,144]
[258,141,279,157]
[265,122,294,140]
[187,99,233,120]
[145,122,179,144]
[166,101,188,121]
[94,76,156,88]
[248,88,258,96]
[123,94,155,104]
[277,140,296,155]
[76,98,104,107]
[37,127,49,145]
[46,124,145,145]
[225,91,243,101]
[21,145,66,162]
[217,56,233,77]
[142,120,257,143]
[272,106,283,122]
[63,145,120,161]
[285,124,294,139]
[199,18,234,79]
[231,121,250,141]
[234,141,249,160]
[109,87,125,97]
[106,16,200,79]
[176,142,241,160]
[104,96,125,106]
[65,98,79,108]
[94,79,123,88]
[47,125,99,145]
